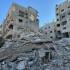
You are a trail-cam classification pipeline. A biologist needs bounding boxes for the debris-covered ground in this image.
[0,33,70,70]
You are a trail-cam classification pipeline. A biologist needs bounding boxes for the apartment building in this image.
[3,3,39,39]
[56,0,70,39]
[40,22,56,41]
[41,0,70,40]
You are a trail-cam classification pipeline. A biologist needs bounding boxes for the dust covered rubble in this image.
[0,34,70,70]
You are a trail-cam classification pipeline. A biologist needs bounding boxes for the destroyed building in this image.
[3,3,39,40]
[0,3,54,70]
[0,0,70,70]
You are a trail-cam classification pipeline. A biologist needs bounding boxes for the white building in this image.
[3,3,39,39]
[40,22,56,41]
[41,0,70,40]
[56,0,70,38]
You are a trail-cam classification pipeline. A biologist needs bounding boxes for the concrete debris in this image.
[0,37,70,70]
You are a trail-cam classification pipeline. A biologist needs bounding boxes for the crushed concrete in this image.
[0,36,70,70]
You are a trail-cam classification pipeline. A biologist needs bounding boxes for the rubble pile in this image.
[0,35,70,70]
[0,44,52,70]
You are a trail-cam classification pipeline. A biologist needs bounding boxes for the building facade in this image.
[3,3,39,39]
[41,0,70,40]
[56,0,70,39]
[40,22,56,41]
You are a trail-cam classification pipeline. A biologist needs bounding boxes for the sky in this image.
[0,0,65,27]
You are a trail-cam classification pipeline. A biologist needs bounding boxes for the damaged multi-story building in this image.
[40,21,56,41]
[41,0,70,40]
[3,3,39,40]
[55,0,70,39]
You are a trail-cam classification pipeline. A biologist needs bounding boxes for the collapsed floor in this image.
[0,38,70,70]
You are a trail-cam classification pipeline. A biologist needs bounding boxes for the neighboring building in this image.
[3,3,39,39]
[56,0,70,39]
[40,22,56,41]
[41,0,70,40]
